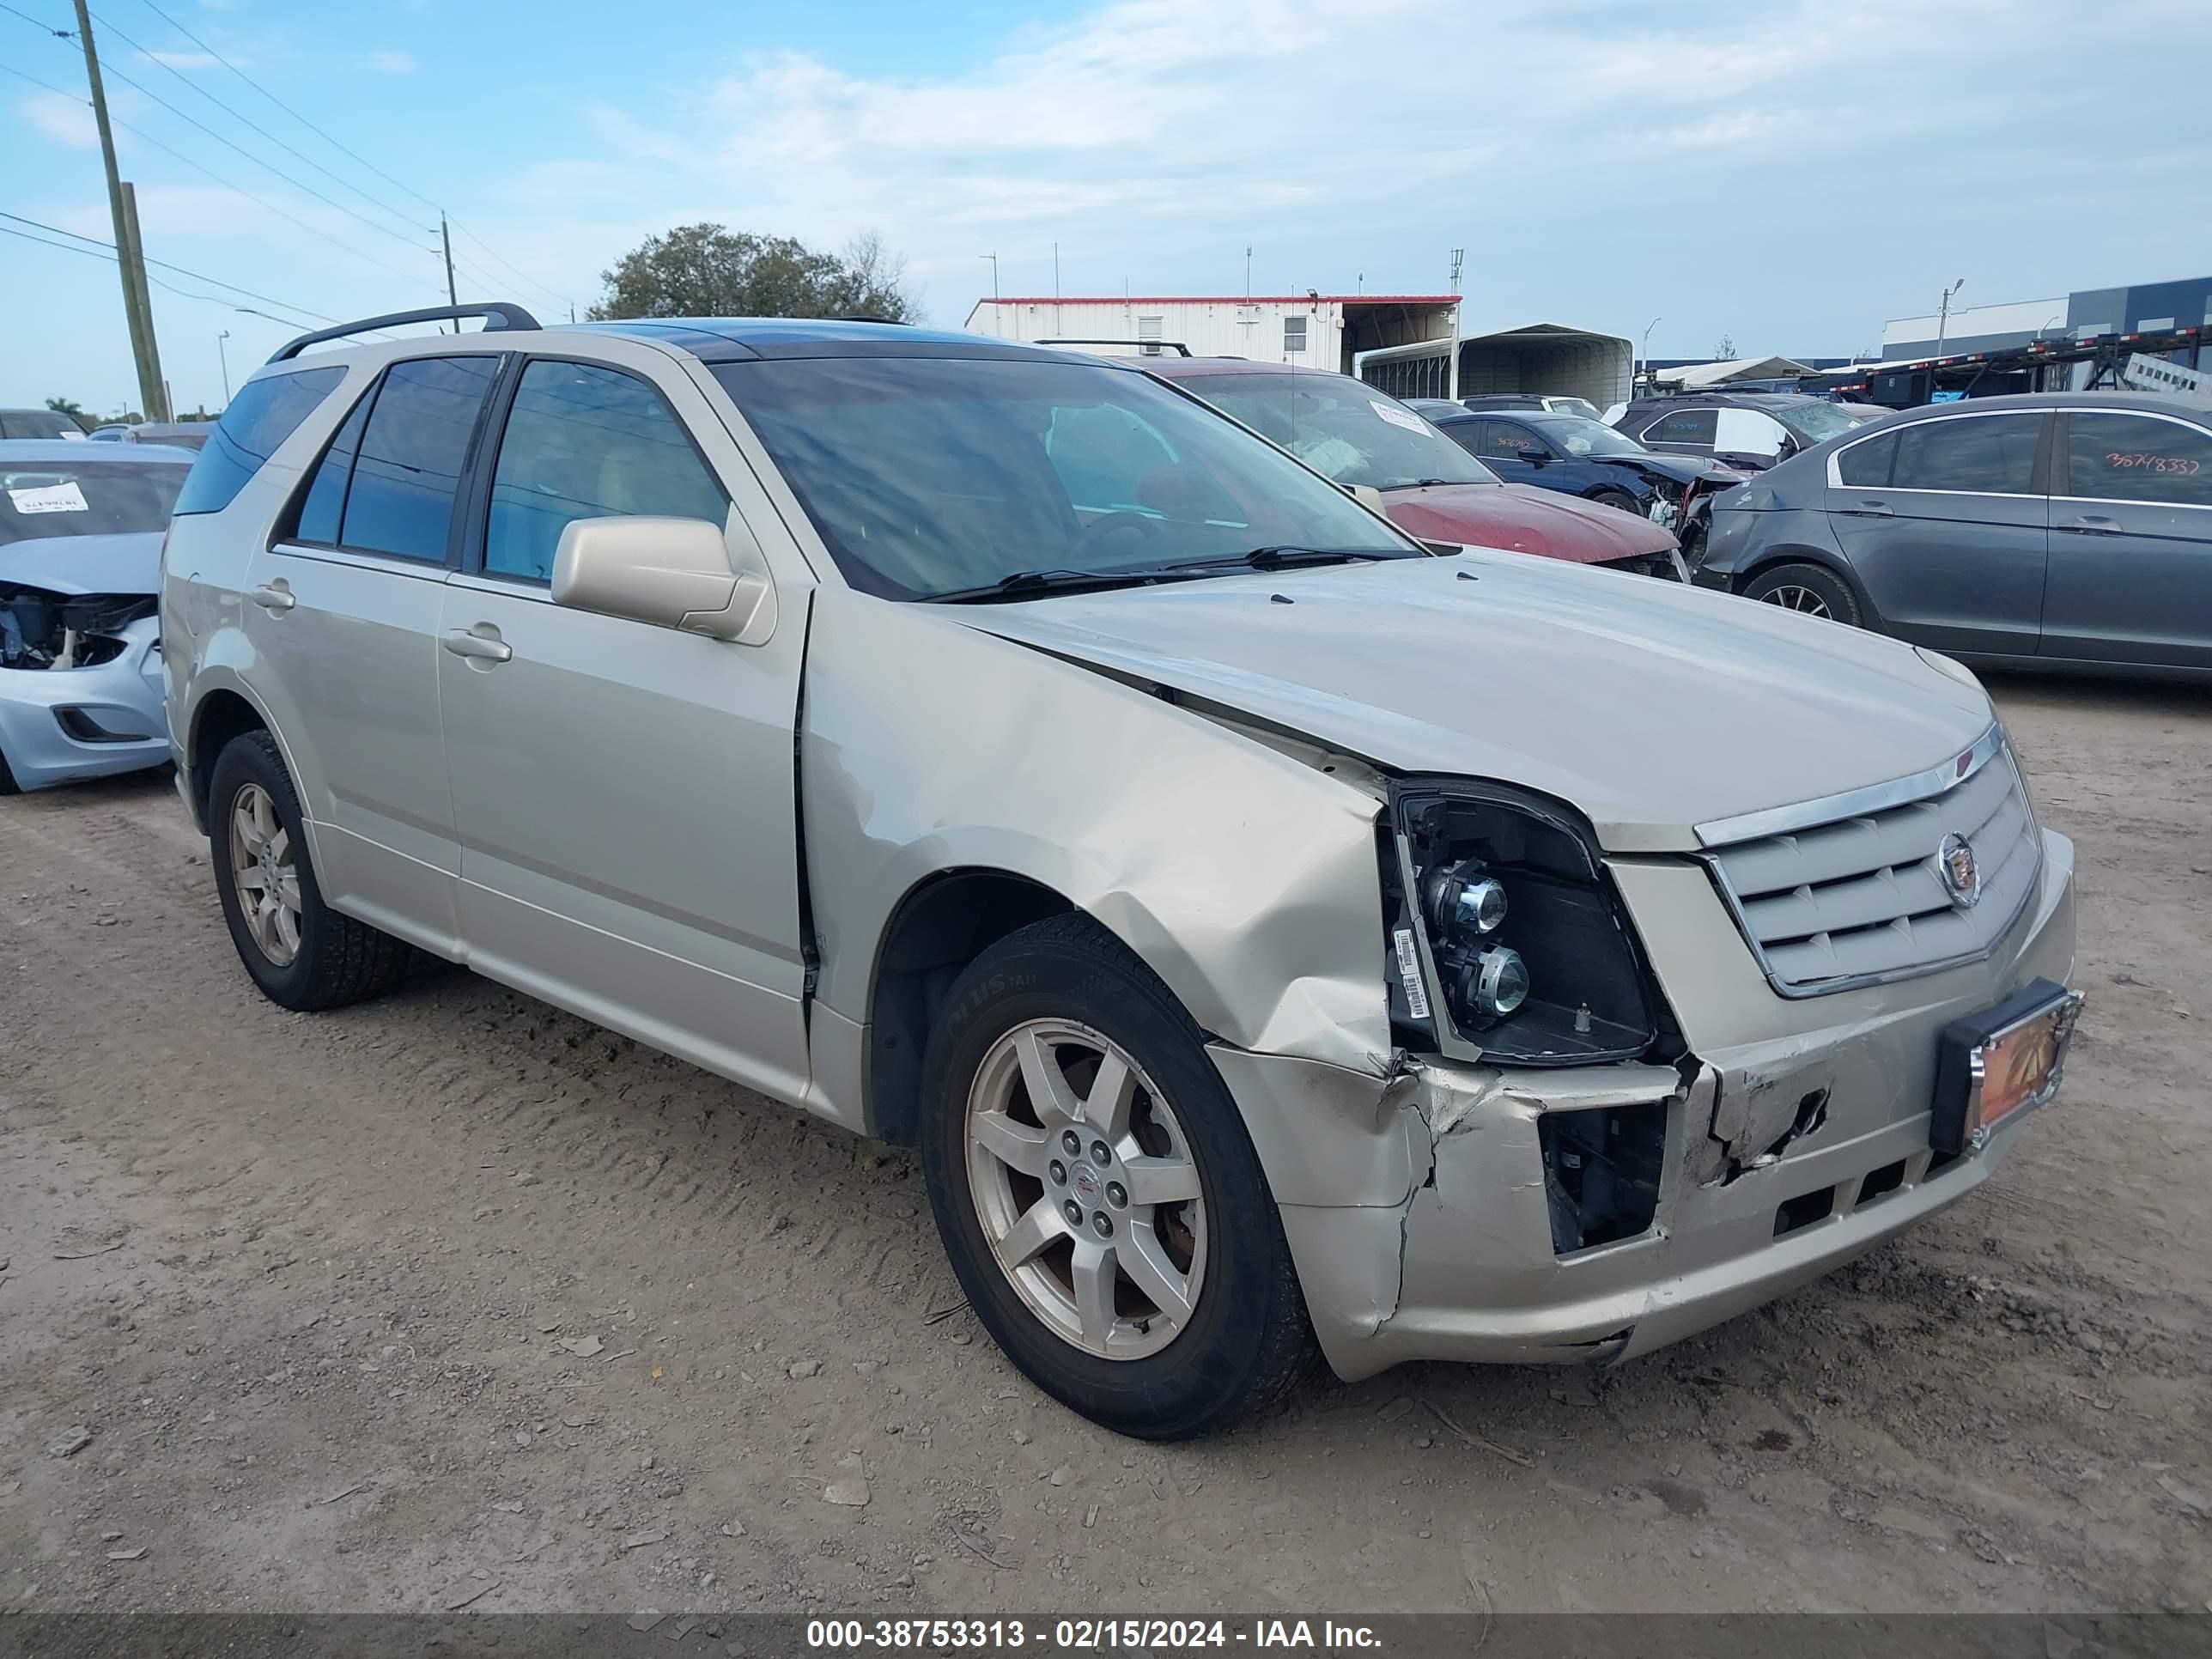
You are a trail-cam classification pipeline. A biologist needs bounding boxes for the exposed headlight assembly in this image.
[1383,780,1662,1066]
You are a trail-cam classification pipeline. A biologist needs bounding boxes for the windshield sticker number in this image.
[2104,452,2200,475]
[1392,927,1432,1020]
[6,481,89,514]
[1370,400,1431,435]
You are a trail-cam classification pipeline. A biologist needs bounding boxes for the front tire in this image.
[208,730,410,1011]
[1588,487,1641,514]
[1741,561,1863,627]
[918,914,1316,1439]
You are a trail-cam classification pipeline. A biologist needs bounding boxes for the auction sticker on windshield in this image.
[1370,400,1430,434]
[7,482,89,514]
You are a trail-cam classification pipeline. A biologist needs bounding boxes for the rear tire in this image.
[1741,562,1862,627]
[0,744,17,795]
[918,913,1317,1439]
[208,730,410,1011]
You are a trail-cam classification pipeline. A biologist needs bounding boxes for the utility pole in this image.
[1936,277,1965,358]
[441,214,459,331]
[217,329,232,402]
[73,0,167,421]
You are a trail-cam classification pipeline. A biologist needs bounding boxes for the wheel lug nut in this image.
[1061,1130,1082,1156]
[1090,1140,1111,1166]
[1106,1182,1127,1209]
[1048,1160,1067,1186]
[1091,1212,1113,1238]
[1062,1200,1084,1228]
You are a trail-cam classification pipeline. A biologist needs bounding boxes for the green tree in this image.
[588,224,921,323]
[44,396,92,433]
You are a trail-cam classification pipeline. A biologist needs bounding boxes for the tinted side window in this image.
[1644,409,1717,447]
[483,362,728,583]
[1834,430,1897,487]
[339,356,500,562]
[2064,413,2212,507]
[1466,421,1543,461]
[1892,415,2039,494]
[172,367,343,516]
[291,388,374,544]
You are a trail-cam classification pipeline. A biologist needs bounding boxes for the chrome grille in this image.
[1705,737,2040,994]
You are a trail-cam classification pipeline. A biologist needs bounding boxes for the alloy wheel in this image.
[228,781,303,966]
[964,1018,1207,1360]
[1759,584,1833,618]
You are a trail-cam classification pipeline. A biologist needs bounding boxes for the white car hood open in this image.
[953,549,1995,853]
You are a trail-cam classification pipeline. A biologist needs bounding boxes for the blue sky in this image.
[5,0,2208,416]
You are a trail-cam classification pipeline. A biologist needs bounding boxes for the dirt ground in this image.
[2,672,2208,1620]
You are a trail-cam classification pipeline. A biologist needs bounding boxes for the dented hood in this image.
[954,550,1995,853]
[0,530,162,597]
[1380,482,1676,564]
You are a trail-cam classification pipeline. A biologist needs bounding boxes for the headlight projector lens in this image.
[1471,945,1529,1019]
[1425,861,1508,939]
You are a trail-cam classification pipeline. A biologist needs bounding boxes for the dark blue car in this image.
[1412,404,1748,563]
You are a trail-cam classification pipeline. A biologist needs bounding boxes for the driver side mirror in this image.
[552,516,776,645]
[1520,447,1550,465]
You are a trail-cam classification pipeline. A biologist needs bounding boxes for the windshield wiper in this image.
[1158,545,1409,574]
[1381,478,1457,490]
[925,568,1176,605]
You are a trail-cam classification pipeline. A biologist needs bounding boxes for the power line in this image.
[0,1,66,36]
[89,5,434,241]
[131,0,442,216]
[447,217,580,312]
[12,0,584,317]
[0,56,446,295]
[125,0,585,313]
[1,207,355,325]
[2,219,323,325]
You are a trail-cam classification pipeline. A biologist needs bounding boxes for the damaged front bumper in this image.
[0,617,169,790]
[1215,827,2077,1382]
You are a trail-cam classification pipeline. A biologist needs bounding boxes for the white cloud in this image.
[365,50,416,74]
[20,91,97,149]
[498,0,2207,350]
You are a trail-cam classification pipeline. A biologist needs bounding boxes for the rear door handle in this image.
[442,628,513,664]
[250,581,295,611]
[1839,500,1894,517]
[2058,514,2121,535]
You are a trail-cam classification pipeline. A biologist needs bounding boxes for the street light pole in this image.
[217,328,231,402]
[1936,278,1966,357]
[1640,317,1662,386]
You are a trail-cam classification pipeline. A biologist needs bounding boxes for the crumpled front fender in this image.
[802,586,1395,1081]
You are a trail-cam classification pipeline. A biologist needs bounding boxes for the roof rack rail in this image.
[830,313,911,325]
[266,302,543,364]
[1036,337,1193,357]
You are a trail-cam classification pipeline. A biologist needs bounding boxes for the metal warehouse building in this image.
[964,295,1633,409]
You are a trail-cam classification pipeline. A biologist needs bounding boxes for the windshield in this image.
[1181,373,1500,490]
[1776,401,1860,445]
[710,356,1419,601]
[1522,414,1650,457]
[1543,398,1603,422]
[0,460,185,546]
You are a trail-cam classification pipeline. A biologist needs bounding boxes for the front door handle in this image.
[2057,514,2121,535]
[1839,500,1894,517]
[250,581,295,611]
[442,627,513,664]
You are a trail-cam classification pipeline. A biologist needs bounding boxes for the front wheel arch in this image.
[1729,548,1882,629]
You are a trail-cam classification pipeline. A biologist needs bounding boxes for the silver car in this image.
[1,440,190,791]
[162,306,2081,1439]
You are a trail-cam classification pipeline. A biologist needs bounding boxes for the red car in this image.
[1139,356,1686,579]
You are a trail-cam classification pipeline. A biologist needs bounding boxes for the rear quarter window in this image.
[172,367,344,516]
